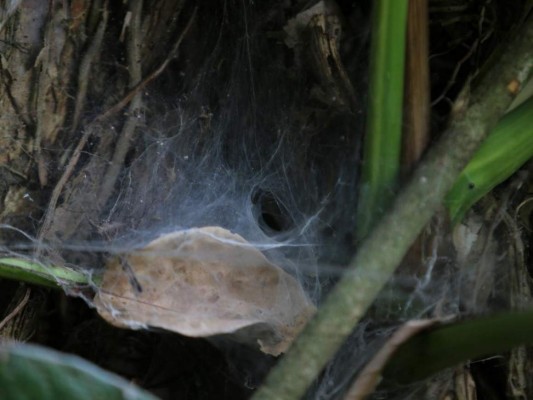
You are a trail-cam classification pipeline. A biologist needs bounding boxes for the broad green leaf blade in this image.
[383,311,533,385]
[446,95,533,224]
[0,343,158,400]
[356,0,409,240]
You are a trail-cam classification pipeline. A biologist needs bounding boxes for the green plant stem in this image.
[0,258,90,288]
[356,0,409,241]
[252,16,533,400]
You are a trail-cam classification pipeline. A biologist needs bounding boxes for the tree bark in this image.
[0,0,191,339]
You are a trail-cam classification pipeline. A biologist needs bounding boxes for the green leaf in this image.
[0,343,158,400]
[383,311,533,385]
[446,95,533,224]
[0,258,92,288]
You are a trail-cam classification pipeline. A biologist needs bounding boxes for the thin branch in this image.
[0,164,27,180]
[96,4,196,207]
[35,3,111,247]
[36,127,94,251]
[97,0,144,206]
[0,287,31,332]
[37,6,196,245]
[72,5,109,132]
[431,39,479,107]
[94,7,197,123]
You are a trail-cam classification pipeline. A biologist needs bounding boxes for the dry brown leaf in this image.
[94,227,316,356]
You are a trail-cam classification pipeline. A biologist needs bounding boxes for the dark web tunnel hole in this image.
[251,188,295,237]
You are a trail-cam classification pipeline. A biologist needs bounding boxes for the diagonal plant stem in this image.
[252,15,533,400]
